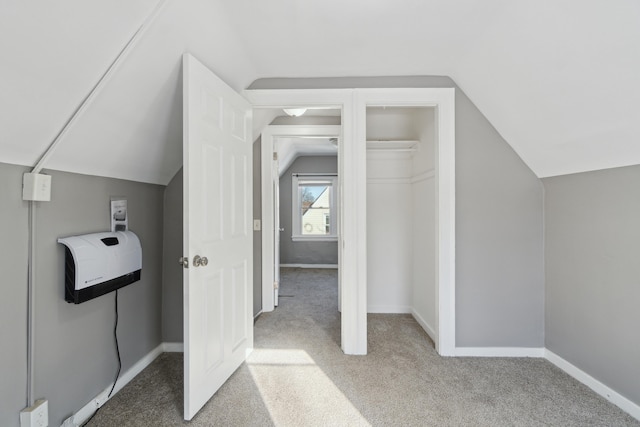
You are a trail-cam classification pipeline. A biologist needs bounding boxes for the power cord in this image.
[108,290,122,399]
[82,290,122,426]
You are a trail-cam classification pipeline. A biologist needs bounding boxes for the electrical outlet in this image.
[20,399,48,427]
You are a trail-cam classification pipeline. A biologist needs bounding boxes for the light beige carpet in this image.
[87,268,639,426]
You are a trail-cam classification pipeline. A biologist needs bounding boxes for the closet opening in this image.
[365,106,437,346]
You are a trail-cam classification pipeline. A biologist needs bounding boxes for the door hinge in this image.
[273,281,279,290]
[273,152,278,161]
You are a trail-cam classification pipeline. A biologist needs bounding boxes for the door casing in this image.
[260,125,342,313]
[245,88,455,356]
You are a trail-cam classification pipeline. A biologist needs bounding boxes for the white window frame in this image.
[291,174,338,242]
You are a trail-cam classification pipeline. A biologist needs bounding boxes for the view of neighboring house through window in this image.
[292,174,338,241]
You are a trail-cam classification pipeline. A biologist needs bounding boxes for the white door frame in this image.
[260,125,342,313]
[244,88,455,356]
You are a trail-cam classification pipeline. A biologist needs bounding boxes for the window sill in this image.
[291,236,338,242]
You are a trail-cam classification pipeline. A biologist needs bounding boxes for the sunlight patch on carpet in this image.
[247,349,371,426]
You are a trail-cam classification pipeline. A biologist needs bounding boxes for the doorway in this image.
[246,88,455,356]
[258,122,342,314]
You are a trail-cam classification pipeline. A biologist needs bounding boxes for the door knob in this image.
[193,255,208,267]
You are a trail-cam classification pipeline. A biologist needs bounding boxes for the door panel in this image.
[231,153,248,237]
[183,53,253,421]
[231,261,248,350]
[202,144,223,241]
[204,269,223,370]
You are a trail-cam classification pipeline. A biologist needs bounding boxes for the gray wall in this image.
[249,77,545,347]
[162,168,183,342]
[0,163,29,427]
[0,162,164,427]
[452,83,544,347]
[280,156,339,265]
[544,165,640,406]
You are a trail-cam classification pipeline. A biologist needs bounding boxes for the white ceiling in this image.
[276,137,338,176]
[1,0,639,183]
[0,0,256,184]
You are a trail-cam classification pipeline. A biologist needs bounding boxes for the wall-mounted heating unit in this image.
[58,231,142,304]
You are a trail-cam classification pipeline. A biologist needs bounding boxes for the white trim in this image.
[247,90,360,355]
[247,88,455,357]
[368,305,412,314]
[346,90,368,355]
[411,310,436,343]
[455,347,545,358]
[61,344,164,427]
[162,342,184,352]
[545,349,640,421]
[280,263,338,269]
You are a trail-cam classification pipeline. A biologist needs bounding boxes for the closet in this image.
[366,107,437,339]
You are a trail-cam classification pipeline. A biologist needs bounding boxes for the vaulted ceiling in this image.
[1,0,638,184]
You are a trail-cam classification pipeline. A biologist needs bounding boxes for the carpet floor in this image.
[87,268,639,426]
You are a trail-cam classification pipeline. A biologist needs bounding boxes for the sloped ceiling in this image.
[276,137,338,176]
[0,0,256,184]
[1,0,639,183]
[224,0,640,178]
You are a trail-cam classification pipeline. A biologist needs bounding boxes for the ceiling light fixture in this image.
[283,108,307,117]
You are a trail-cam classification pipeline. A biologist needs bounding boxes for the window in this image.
[292,174,338,241]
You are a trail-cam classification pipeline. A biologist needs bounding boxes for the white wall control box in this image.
[20,399,48,427]
[23,173,52,201]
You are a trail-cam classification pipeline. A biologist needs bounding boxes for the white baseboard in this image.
[545,349,640,421]
[162,342,184,352]
[280,263,338,269]
[368,305,412,314]
[61,343,164,427]
[455,347,545,358]
[410,309,436,343]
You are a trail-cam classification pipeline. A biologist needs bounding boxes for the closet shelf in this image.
[366,140,419,152]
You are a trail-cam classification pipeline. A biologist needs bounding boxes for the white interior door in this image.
[182,53,253,420]
[273,159,280,306]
